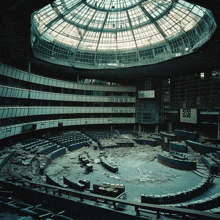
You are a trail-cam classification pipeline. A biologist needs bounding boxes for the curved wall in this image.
[0,63,136,140]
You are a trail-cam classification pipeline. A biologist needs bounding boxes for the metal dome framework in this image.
[31,0,217,69]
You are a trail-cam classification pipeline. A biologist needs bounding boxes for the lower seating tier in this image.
[157,154,196,170]
[141,175,213,204]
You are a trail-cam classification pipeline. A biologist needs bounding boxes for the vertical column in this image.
[168,121,172,133]
[218,124,220,140]
[155,124,159,133]
[28,61,31,74]
[139,124,141,132]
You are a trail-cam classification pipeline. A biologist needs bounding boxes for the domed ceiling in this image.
[31,0,216,69]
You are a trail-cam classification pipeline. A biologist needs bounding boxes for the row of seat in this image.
[84,132,115,140]
[170,191,220,211]
[174,129,198,141]
[169,150,188,160]
[21,139,48,150]
[20,138,38,145]
[185,140,219,154]
[170,141,188,153]
[142,176,214,204]
[0,196,73,220]
[157,154,197,170]
[46,132,90,147]
[37,144,59,155]
[201,156,219,175]
[25,141,55,152]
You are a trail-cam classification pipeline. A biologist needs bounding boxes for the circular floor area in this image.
[45,145,203,202]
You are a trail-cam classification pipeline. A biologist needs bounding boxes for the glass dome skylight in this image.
[31,0,217,69]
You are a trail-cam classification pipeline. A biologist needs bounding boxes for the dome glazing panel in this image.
[31,0,217,69]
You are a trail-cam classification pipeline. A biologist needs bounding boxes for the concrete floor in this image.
[1,133,220,219]
[45,143,204,203]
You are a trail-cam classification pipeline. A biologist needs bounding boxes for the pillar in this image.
[139,124,141,132]
[155,124,159,134]
[28,61,31,74]
[168,121,172,133]
[218,124,220,140]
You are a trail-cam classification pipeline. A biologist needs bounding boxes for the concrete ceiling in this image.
[0,0,219,85]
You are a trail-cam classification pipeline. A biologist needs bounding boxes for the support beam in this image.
[95,12,109,52]
[168,121,172,133]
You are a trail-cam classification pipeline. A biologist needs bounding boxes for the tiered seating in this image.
[142,176,214,204]
[157,154,196,170]
[160,132,176,141]
[170,141,188,153]
[84,130,116,150]
[201,156,219,175]
[172,191,220,211]
[46,132,90,151]
[20,138,38,145]
[185,140,219,154]
[21,139,49,150]
[169,151,188,160]
[84,130,115,140]
[174,130,198,141]
[36,144,58,155]
[0,197,73,219]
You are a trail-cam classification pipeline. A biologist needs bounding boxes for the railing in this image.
[0,106,135,119]
[0,178,219,220]
[0,117,135,140]
[0,85,136,103]
[0,63,136,93]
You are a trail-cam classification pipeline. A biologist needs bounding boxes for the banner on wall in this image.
[180,109,198,124]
